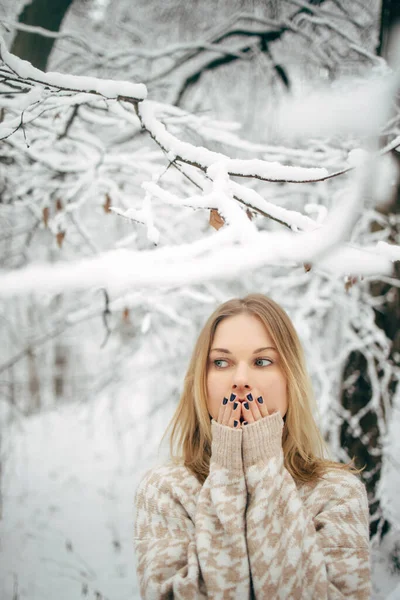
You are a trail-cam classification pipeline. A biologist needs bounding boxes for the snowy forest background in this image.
[0,0,400,598]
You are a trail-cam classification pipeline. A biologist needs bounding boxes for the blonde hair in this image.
[160,293,363,485]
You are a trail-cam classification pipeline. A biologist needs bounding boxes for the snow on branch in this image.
[0,36,399,295]
[376,242,400,262]
[0,159,394,299]
[0,37,147,100]
[133,100,329,183]
[0,230,393,300]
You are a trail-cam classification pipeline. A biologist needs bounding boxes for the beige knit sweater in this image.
[134,411,371,599]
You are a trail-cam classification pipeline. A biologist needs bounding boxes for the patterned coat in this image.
[134,411,371,599]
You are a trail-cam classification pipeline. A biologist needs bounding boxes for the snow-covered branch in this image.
[0,38,147,100]
[0,174,394,297]
[132,100,330,183]
[0,27,399,296]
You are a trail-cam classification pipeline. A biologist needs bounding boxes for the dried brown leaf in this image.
[103,193,111,213]
[56,230,66,248]
[209,209,225,230]
[42,206,50,228]
[345,276,358,292]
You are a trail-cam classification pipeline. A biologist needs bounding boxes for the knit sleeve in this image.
[133,420,251,599]
[242,412,371,599]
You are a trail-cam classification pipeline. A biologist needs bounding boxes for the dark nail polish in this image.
[242,421,248,426]
[244,402,249,410]
[229,393,236,402]
[233,402,238,410]
[222,397,228,405]
[234,420,239,427]
[257,396,264,404]
[246,393,253,401]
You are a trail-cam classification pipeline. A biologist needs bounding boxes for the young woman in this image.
[134,294,371,599]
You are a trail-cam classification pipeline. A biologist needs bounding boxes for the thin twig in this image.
[58,104,79,139]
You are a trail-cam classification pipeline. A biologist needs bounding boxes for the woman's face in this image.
[206,313,288,421]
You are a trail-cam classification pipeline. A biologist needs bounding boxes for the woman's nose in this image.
[232,363,251,391]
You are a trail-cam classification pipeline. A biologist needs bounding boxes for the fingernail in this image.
[246,393,253,401]
[229,393,236,402]
[243,402,249,410]
[233,402,238,410]
[222,397,228,405]
[242,421,248,426]
[234,420,239,427]
[257,396,263,404]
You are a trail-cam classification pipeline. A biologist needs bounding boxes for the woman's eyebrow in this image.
[209,346,277,354]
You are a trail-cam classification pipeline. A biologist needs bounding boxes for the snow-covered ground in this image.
[0,386,170,600]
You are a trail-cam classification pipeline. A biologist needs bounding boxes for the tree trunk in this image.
[377,0,400,58]
[10,0,74,71]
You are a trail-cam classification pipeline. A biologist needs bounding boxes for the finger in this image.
[231,398,242,429]
[255,394,269,418]
[245,391,269,421]
[218,396,229,425]
[244,392,262,422]
[220,393,236,427]
[239,402,249,426]
[242,399,255,423]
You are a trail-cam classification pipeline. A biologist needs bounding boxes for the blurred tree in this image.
[340,0,400,548]
[8,0,75,410]
[10,0,74,70]
[378,0,400,59]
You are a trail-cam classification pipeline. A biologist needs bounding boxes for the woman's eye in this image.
[255,358,272,367]
[214,359,229,368]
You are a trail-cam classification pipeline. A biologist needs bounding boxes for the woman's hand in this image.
[216,391,271,428]
[239,390,270,427]
[216,393,243,429]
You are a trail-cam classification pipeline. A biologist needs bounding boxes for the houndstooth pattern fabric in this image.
[134,412,371,599]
